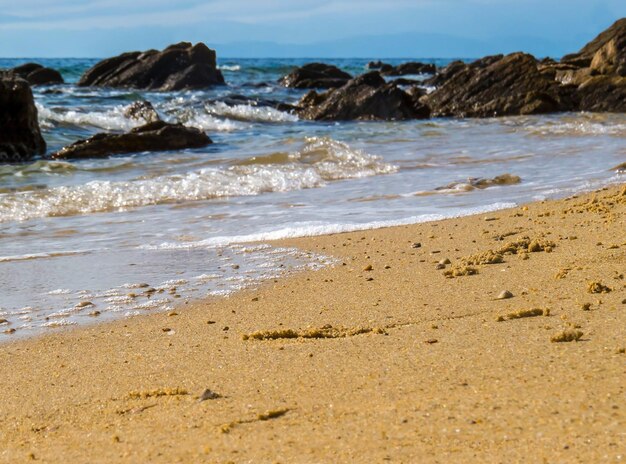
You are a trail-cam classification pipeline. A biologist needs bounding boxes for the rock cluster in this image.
[296,72,430,121]
[3,63,64,86]
[78,42,225,90]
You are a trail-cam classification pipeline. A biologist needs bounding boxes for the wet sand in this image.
[1,184,624,463]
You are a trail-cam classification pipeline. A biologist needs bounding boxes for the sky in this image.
[0,0,625,58]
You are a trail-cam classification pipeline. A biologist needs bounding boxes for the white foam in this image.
[217,64,241,71]
[204,102,297,123]
[146,202,517,250]
[37,104,140,131]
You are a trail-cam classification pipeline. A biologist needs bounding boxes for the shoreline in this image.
[1,184,624,462]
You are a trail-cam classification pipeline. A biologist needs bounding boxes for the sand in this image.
[1,184,624,463]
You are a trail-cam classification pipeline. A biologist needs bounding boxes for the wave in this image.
[37,104,141,131]
[143,202,518,250]
[217,64,241,71]
[0,138,396,223]
[203,101,298,123]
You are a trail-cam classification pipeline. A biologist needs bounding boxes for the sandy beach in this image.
[1,184,624,463]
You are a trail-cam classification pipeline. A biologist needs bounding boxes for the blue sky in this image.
[1,0,625,58]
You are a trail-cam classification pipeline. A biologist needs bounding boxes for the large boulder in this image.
[0,76,46,163]
[425,53,577,117]
[297,71,430,121]
[51,121,212,160]
[280,63,352,89]
[8,63,64,86]
[78,42,225,91]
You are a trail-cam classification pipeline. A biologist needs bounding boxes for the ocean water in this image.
[0,57,624,340]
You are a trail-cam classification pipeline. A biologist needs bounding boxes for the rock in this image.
[423,60,467,87]
[561,18,626,72]
[0,76,46,163]
[123,101,161,124]
[51,121,211,160]
[426,53,577,117]
[577,75,626,112]
[7,62,64,86]
[367,60,389,70]
[279,63,352,89]
[382,62,437,76]
[496,290,514,300]
[297,71,430,121]
[198,389,221,401]
[78,42,225,90]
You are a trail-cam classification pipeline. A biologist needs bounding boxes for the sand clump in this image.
[551,330,584,343]
[242,325,387,341]
[587,281,612,294]
[497,308,545,322]
[128,387,188,399]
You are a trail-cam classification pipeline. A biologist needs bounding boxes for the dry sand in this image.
[1,184,624,463]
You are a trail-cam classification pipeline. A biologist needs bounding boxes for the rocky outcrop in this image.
[123,101,161,124]
[426,53,577,117]
[297,72,430,121]
[6,63,64,86]
[78,42,225,91]
[561,18,626,72]
[0,76,46,163]
[366,61,389,70]
[280,63,352,89]
[51,121,211,160]
[576,76,626,112]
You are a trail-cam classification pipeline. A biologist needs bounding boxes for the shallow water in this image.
[0,57,624,340]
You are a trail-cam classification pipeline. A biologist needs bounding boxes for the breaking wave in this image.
[0,138,396,223]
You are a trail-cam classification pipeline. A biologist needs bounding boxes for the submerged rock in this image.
[297,71,430,121]
[426,53,578,117]
[51,121,212,160]
[78,42,225,90]
[0,76,46,163]
[5,62,64,86]
[280,63,352,89]
[435,174,522,191]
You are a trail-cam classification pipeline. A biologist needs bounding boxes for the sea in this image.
[0,57,624,340]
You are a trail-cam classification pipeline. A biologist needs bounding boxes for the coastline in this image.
[1,184,624,462]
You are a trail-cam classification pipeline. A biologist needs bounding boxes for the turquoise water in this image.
[0,57,624,339]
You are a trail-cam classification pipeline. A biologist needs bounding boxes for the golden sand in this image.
[0,185,624,463]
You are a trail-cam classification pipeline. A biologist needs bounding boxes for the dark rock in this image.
[426,53,577,117]
[389,78,421,86]
[367,60,388,69]
[51,121,212,160]
[382,62,437,76]
[206,94,298,113]
[124,101,161,124]
[0,76,46,163]
[78,42,225,90]
[424,60,467,87]
[7,62,64,86]
[297,71,430,121]
[280,63,352,89]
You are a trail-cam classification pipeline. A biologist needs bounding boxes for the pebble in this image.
[198,389,221,402]
[435,263,446,270]
[363,264,373,271]
[425,339,438,344]
[0,319,8,324]
[89,311,101,317]
[4,328,16,334]
[496,290,514,300]
[411,242,422,248]
[75,301,94,308]
[439,258,451,265]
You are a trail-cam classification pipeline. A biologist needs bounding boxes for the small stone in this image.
[251,297,259,302]
[168,311,178,317]
[162,328,172,333]
[435,263,446,270]
[439,258,451,265]
[207,320,216,324]
[496,290,514,300]
[411,242,422,248]
[198,389,221,401]
[363,264,373,271]
[127,293,137,298]
[75,301,94,308]
[425,339,438,344]
[366,277,374,281]
[0,319,8,324]
[89,311,101,317]
[581,303,591,311]
[384,265,391,269]
[222,326,229,331]
[4,328,16,334]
